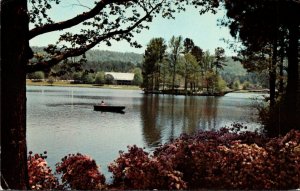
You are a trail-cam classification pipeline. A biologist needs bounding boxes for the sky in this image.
[29,1,237,56]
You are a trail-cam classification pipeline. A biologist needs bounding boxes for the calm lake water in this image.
[26,85,264,179]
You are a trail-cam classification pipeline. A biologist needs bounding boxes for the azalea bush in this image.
[108,145,186,190]
[153,127,300,189]
[56,153,106,190]
[27,126,300,190]
[27,152,59,190]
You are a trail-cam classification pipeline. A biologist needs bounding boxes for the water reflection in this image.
[141,95,224,147]
[140,95,161,147]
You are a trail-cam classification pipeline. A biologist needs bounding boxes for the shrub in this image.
[233,80,240,90]
[27,127,300,190]
[242,81,250,90]
[94,71,105,84]
[153,127,300,189]
[27,71,45,81]
[56,153,106,190]
[108,145,186,190]
[27,152,59,190]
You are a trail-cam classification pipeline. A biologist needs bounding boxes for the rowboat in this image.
[94,105,125,113]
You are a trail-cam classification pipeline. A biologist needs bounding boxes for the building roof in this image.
[105,72,135,81]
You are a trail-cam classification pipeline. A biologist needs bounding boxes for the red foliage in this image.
[27,126,300,190]
[27,152,59,190]
[108,145,187,190]
[55,153,106,190]
[153,128,300,189]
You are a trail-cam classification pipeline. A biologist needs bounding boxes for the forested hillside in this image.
[31,46,143,64]
[85,49,143,64]
[220,57,268,88]
[30,46,266,88]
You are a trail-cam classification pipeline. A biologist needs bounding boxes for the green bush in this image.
[28,71,45,81]
[233,80,240,90]
[242,81,250,90]
[81,72,95,84]
[94,72,105,85]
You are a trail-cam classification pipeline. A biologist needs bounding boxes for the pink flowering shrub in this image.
[108,145,187,190]
[55,153,106,190]
[153,128,300,189]
[27,152,59,190]
[27,126,300,190]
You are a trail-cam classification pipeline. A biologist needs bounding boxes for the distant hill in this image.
[85,49,143,64]
[31,46,144,64]
[220,57,267,87]
[221,57,247,76]
[31,47,245,72]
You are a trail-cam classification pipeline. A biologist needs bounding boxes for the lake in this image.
[26,85,264,179]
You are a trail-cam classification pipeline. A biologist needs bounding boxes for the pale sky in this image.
[29,1,237,56]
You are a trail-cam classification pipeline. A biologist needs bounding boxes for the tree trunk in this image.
[279,51,284,94]
[286,24,299,129]
[279,37,285,94]
[270,40,277,108]
[1,0,31,189]
[172,60,176,93]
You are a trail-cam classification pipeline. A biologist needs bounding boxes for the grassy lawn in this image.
[26,80,141,90]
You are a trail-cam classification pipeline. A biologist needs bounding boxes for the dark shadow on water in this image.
[95,110,125,114]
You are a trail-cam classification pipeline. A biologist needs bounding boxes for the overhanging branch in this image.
[27,0,164,73]
[29,0,110,40]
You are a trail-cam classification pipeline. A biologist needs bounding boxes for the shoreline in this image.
[26,80,141,90]
[26,80,269,94]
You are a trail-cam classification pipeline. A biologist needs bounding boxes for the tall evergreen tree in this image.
[213,47,226,74]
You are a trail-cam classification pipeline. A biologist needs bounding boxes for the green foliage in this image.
[169,35,184,91]
[31,47,140,74]
[256,95,300,137]
[94,72,105,85]
[233,80,240,91]
[31,46,267,90]
[215,75,227,93]
[47,76,55,85]
[27,71,45,80]
[105,74,115,85]
[203,70,216,93]
[81,72,95,84]
[213,47,226,73]
[85,50,143,65]
[242,81,250,90]
[132,68,143,86]
[142,37,167,91]
[72,72,82,82]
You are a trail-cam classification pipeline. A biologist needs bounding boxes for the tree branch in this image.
[27,0,163,73]
[29,0,110,40]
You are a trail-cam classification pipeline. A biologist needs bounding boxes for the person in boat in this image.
[100,101,105,106]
